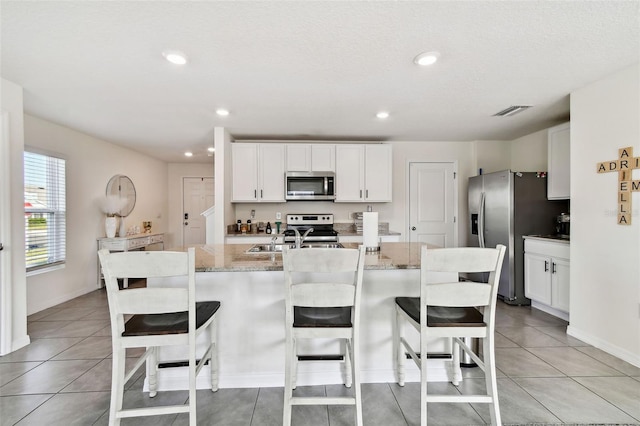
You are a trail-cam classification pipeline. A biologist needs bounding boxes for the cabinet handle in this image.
[254,190,257,198]
[544,261,549,272]
[261,189,263,199]
[360,190,362,199]
[552,262,557,274]
[366,189,369,198]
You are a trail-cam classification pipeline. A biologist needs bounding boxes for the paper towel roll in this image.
[363,212,379,251]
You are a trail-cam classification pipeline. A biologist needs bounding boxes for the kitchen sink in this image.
[245,242,344,254]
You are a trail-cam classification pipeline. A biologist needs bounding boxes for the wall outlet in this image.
[276,212,282,220]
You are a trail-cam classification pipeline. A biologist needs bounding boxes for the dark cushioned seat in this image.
[395,297,485,327]
[293,306,352,328]
[123,301,221,336]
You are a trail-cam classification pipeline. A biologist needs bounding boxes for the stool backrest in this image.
[421,245,506,310]
[283,246,366,310]
[98,248,196,336]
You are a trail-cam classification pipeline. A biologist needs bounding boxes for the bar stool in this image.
[98,247,220,426]
[282,245,366,426]
[394,244,506,425]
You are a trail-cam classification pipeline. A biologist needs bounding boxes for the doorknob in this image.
[184,222,188,226]
[411,226,416,231]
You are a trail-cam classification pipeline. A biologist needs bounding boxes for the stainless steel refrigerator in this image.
[468,170,569,305]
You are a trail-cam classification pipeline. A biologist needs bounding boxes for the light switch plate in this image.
[276,212,282,220]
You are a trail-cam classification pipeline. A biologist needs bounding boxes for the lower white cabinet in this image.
[524,238,570,319]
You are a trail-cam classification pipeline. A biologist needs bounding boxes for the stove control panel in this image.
[286,214,334,225]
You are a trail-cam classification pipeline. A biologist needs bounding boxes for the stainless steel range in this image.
[283,214,339,244]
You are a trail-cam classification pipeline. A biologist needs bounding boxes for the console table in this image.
[97,233,164,287]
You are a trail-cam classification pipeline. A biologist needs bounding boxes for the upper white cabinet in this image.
[286,144,335,172]
[232,143,286,202]
[335,144,392,202]
[547,122,570,200]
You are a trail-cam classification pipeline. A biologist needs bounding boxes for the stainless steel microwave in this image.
[285,172,336,201]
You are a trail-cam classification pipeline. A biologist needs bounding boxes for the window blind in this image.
[24,151,66,272]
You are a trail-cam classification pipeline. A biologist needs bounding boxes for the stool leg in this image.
[352,333,363,426]
[484,335,501,426]
[210,317,219,392]
[283,336,294,426]
[452,338,462,386]
[110,347,125,426]
[291,338,298,390]
[148,346,158,398]
[344,339,352,388]
[395,306,406,386]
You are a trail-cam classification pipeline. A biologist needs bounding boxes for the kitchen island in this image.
[147,243,456,391]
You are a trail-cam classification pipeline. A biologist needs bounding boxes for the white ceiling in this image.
[2,1,639,163]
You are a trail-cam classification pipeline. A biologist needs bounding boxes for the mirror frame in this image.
[106,174,136,217]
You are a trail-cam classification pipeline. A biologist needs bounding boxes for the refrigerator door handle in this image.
[478,192,486,248]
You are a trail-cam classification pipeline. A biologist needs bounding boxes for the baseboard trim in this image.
[567,325,640,368]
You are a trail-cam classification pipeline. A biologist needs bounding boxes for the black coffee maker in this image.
[556,213,570,239]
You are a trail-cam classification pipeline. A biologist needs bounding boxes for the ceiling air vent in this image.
[493,105,532,117]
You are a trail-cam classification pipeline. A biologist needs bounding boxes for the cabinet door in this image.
[364,144,392,202]
[286,144,311,172]
[259,144,286,202]
[311,144,335,172]
[551,257,570,312]
[548,122,570,200]
[335,145,365,202]
[524,253,552,305]
[232,144,258,201]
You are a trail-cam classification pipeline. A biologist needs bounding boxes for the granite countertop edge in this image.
[192,242,424,273]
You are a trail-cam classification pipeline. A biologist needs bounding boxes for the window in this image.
[24,150,66,272]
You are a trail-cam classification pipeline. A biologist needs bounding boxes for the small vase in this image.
[105,216,117,238]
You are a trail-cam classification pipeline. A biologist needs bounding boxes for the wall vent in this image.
[493,105,532,117]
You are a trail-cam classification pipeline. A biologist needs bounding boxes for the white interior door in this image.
[183,177,214,245]
[408,162,456,247]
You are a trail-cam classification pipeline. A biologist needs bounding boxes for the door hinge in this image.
[453,216,456,223]
[453,172,457,179]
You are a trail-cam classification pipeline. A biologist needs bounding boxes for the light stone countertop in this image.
[185,242,428,273]
[523,235,570,244]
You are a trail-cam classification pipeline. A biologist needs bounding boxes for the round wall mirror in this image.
[106,175,136,217]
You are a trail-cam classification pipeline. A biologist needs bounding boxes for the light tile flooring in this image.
[1,288,640,425]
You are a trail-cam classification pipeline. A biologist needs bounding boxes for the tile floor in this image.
[1,288,639,425]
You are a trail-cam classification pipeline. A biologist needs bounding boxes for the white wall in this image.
[510,129,549,172]
[1,78,29,354]
[167,162,213,248]
[24,115,169,314]
[475,140,511,174]
[568,63,640,366]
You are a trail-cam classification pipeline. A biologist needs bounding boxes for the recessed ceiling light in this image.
[376,111,390,119]
[184,151,193,157]
[208,146,215,153]
[216,109,230,116]
[413,51,440,66]
[162,50,188,65]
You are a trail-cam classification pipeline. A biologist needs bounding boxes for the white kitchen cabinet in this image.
[335,144,392,202]
[311,144,335,171]
[547,122,570,200]
[232,143,286,202]
[524,237,570,320]
[286,144,335,172]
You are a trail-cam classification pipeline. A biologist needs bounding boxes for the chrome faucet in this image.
[270,236,277,251]
[293,227,314,249]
